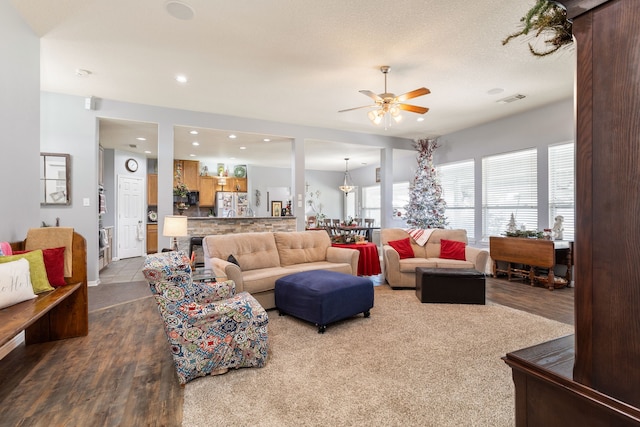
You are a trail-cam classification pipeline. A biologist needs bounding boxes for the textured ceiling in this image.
[12,0,575,170]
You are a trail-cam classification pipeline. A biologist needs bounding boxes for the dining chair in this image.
[331,219,341,226]
[354,217,363,226]
[364,218,375,227]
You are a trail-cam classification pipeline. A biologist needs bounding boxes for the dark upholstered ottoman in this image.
[416,268,486,304]
[275,270,374,333]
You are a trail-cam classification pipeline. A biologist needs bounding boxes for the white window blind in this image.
[439,159,475,240]
[549,142,575,241]
[393,182,410,218]
[361,185,381,225]
[361,182,410,224]
[482,148,537,241]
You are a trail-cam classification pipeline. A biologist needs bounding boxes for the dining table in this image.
[331,242,382,276]
[333,225,378,242]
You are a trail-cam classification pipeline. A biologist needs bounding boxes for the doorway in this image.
[117,175,145,259]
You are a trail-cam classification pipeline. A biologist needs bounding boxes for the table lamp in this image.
[163,215,188,251]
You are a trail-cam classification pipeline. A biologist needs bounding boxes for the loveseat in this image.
[202,230,359,309]
[381,228,489,288]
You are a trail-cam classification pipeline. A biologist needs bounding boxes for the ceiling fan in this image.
[338,66,430,124]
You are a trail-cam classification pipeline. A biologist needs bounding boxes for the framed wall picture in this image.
[375,167,381,183]
[271,201,282,217]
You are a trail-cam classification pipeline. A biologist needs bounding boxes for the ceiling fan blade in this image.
[338,105,376,113]
[396,87,430,102]
[359,90,383,102]
[397,103,429,114]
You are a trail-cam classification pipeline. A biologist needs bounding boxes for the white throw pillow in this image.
[0,258,37,309]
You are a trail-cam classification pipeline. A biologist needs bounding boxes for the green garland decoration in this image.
[502,0,573,57]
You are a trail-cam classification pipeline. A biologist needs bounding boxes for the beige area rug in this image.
[183,286,573,427]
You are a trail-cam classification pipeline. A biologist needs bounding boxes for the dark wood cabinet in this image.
[504,1,640,425]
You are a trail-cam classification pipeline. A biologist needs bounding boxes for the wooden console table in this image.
[489,236,573,290]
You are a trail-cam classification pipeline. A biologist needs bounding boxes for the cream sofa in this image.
[202,230,359,309]
[381,228,489,288]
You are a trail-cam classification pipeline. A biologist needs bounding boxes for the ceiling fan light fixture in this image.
[390,106,402,122]
[339,65,429,127]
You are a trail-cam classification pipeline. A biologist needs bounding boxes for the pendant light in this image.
[339,158,354,195]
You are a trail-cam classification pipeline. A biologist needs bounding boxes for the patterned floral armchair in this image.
[143,251,269,385]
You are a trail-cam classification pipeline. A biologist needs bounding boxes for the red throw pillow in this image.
[388,237,414,259]
[439,239,466,261]
[14,247,66,287]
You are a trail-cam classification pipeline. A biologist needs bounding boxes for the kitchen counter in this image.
[187,216,295,220]
[177,216,298,252]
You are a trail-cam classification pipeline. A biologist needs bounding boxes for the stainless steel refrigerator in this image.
[215,191,249,217]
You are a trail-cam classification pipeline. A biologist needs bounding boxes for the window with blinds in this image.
[439,159,475,240]
[361,185,381,225]
[393,182,410,218]
[549,142,575,241]
[361,182,410,225]
[482,148,537,241]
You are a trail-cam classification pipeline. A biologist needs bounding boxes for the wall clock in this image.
[125,158,138,172]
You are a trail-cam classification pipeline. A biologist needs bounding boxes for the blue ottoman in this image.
[275,270,374,333]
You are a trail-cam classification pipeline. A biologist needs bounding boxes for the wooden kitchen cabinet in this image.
[147,223,158,254]
[147,173,158,206]
[174,160,199,191]
[199,176,215,207]
[215,177,247,192]
[230,177,247,192]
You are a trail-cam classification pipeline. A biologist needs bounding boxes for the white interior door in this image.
[117,175,144,259]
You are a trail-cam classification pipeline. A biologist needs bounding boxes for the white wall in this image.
[40,93,101,282]
[0,0,40,240]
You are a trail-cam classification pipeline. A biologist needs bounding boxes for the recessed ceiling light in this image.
[75,68,92,77]
[144,150,151,154]
[230,157,236,160]
[192,142,199,146]
[136,137,146,141]
[189,154,196,157]
[416,117,425,122]
[165,1,195,20]
[228,134,237,139]
[240,146,247,150]
[175,74,188,84]
[189,130,198,135]
[487,87,505,95]
[263,138,271,142]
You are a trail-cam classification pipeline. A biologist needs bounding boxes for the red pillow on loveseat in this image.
[439,239,466,261]
[388,237,415,259]
[14,247,66,287]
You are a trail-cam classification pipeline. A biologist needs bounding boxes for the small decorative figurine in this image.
[552,215,564,240]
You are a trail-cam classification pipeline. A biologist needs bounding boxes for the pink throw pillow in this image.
[439,239,466,261]
[388,238,415,259]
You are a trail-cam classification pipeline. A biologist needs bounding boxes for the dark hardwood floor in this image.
[0,275,573,426]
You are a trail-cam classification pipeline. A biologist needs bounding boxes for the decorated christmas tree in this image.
[405,138,448,228]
